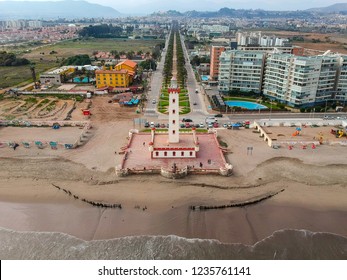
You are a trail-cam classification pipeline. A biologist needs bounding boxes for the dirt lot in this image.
[264,126,347,145]
[0,94,139,123]
[0,96,76,121]
[262,31,347,54]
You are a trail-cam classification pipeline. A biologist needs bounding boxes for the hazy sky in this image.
[0,0,343,14]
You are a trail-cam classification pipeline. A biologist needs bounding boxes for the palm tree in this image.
[30,64,36,82]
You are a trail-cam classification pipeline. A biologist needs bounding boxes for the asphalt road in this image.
[143,30,347,126]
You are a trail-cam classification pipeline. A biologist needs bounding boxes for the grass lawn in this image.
[158,90,190,115]
[223,96,258,102]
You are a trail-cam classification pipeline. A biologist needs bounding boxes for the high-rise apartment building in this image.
[316,56,340,102]
[218,50,266,93]
[263,54,345,106]
[218,50,347,106]
[210,46,227,81]
[335,55,347,102]
[263,54,322,106]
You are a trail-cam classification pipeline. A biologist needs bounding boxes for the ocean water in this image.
[1,227,346,260]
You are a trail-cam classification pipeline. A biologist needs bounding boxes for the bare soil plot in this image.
[0,97,76,121]
[89,95,139,122]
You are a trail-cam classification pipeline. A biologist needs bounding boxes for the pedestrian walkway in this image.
[192,109,205,113]
[144,109,158,117]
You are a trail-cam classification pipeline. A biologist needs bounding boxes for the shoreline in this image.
[1,121,347,249]
[0,198,346,245]
[0,171,346,245]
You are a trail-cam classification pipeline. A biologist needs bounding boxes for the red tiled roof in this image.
[116,59,137,69]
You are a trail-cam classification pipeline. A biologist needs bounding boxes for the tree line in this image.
[0,51,31,66]
[61,54,91,66]
[78,24,133,38]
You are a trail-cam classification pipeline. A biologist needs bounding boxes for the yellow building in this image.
[115,59,137,83]
[95,60,137,89]
[115,59,137,72]
[95,69,130,89]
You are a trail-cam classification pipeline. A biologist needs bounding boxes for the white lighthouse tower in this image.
[168,75,180,143]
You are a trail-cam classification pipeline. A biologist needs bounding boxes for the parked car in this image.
[205,117,216,124]
[182,118,193,122]
[222,123,228,128]
[195,89,199,93]
[150,122,155,128]
[213,122,219,128]
[155,123,160,128]
[144,122,150,128]
[180,123,185,128]
[194,123,200,128]
[214,114,223,118]
[199,122,205,128]
[160,123,166,128]
[207,122,213,128]
[185,123,191,128]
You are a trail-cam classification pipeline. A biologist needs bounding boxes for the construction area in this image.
[253,119,347,149]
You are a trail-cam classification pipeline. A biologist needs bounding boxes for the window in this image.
[173,152,176,156]
[173,98,176,103]
[155,152,159,156]
[173,130,176,134]
[189,151,193,156]
[181,151,184,156]
[172,109,175,114]
[172,120,175,124]
[164,152,167,156]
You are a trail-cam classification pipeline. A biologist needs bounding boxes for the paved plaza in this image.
[121,132,228,171]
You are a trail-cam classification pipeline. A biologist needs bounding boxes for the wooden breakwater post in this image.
[52,183,122,209]
[190,189,285,211]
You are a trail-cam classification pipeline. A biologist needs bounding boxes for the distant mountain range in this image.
[1,1,347,20]
[0,0,122,20]
[306,3,347,13]
[153,3,347,18]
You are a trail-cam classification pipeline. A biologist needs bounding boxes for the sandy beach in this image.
[1,119,347,247]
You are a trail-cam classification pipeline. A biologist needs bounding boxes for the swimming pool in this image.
[225,100,268,110]
[201,75,210,81]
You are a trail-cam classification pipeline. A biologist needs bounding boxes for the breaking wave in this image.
[1,228,346,259]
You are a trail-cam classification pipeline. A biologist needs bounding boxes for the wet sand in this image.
[0,170,346,245]
[0,121,347,247]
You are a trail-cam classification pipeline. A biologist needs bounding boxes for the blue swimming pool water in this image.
[225,100,268,110]
[201,75,209,81]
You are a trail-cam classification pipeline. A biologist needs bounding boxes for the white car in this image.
[199,122,205,128]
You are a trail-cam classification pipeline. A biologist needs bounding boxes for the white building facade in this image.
[263,53,345,106]
[336,55,347,102]
[218,50,266,93]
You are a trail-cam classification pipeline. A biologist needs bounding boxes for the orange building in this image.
[210,46,226,81]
